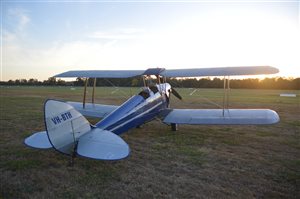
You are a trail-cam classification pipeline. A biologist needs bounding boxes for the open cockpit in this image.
[138,85,160,99]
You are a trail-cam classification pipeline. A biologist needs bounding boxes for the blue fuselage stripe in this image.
[109,101,163,133]
[96,93,167,135]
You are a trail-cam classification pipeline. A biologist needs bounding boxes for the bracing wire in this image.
[104,79,130,100]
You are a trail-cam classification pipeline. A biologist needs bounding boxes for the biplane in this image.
[25,66,280,161]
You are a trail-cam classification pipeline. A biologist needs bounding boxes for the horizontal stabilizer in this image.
[77,128,130,160]
[163,109,280,125]
[24,131,52,149]
[67,101,118,118]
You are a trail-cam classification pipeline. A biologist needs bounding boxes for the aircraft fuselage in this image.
[96,83,170,134]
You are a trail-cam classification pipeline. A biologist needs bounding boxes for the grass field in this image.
[0,86,299,199]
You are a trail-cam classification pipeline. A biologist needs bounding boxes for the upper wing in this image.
[67,101,118,118]
[54,66,278,78]
[162,109,280,125]
[161,66,279,77]
[55,70,144,78]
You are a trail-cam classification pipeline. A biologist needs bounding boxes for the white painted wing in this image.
[67,101,118,118]
[77,128,130,160]
[54,70,144,78]
[163,109,280,125]
[24,131,52,149]
[161,66,279,77]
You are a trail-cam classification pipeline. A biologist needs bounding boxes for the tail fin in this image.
[44,99,130,160]
[44,99,91,155]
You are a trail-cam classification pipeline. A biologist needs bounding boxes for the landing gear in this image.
[171,123,178,131]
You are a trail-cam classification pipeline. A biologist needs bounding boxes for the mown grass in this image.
[1,159,43,171]
[152,131,207,165]
[0,86,299,198]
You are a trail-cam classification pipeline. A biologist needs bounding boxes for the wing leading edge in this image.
[162,109,280,125]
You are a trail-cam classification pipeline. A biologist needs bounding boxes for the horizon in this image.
[1,1,300,81]
[1,75,299,91]
[1,74,299,83]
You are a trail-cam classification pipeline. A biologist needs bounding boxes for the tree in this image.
[57,79,66,86]
[131,78,139,87]
[74,77,84,86]
[28,78,38,85]
[47,77,56,86]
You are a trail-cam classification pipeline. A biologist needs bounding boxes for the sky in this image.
[1,0,300,81]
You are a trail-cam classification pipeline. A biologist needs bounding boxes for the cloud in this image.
[2,9,299,81]
[2,39,131,80]
[3,7,30,46]
[7,7,30,31]
[88,28,144,40]
[2,8,31,80]
[3,30,16,42]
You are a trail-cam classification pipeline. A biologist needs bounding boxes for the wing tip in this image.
[267,109,280,124]
[263,66,279,75]
[53,70,74,78]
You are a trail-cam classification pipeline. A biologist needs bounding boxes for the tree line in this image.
[1,77,299,90]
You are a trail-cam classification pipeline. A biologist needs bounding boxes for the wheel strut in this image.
[171,123,178,131]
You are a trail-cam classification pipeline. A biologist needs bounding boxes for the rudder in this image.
[44,99,130,160]
[44,99,91,155]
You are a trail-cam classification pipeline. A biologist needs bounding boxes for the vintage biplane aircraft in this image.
[25,66,280,161]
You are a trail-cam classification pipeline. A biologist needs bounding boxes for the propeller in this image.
[171,88,182,100]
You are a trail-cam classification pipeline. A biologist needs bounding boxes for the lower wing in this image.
[162,109,280,125]
[66,101,119,118]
